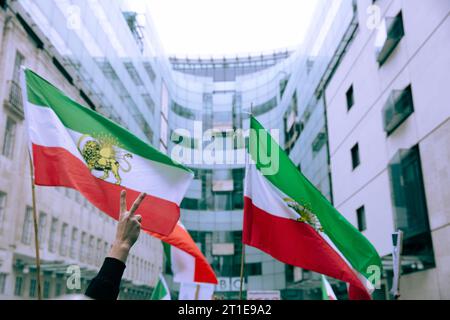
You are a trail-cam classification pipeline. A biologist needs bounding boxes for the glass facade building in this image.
[161,0,359,299]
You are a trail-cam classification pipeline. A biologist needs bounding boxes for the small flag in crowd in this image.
[149,222,218,285]
[321,275,337,300]
[151,274,171,300]
[22,68,193,235]
[243,116,382,300]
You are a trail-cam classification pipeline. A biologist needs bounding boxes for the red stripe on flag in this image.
[148,224,218,284]
[243,197,371,300]
[31,143,179,236]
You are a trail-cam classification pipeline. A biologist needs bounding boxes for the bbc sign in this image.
[215,277,245,292]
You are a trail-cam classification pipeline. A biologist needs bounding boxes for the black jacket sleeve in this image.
[85,257,126,300]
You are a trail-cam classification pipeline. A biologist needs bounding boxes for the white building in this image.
[0,1,163,299]
[325,0,450,299]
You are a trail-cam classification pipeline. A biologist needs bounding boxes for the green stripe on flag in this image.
[248,116,382,280]
[162,242,172,275]
[24,69,191,173]
[151,275,170,300]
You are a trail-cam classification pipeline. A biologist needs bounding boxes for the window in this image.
[38,212,47,248]
[124,62,144,86]
[130,255,135,279]
[312,130,327,154]
[376,11,405,66]
[213,194,233,211]
[346,85,354,110]
[171,102,197,120]
[351,143,360,170]
[79,232,87,262]
[2,117,17,158]
[389,147,430,237]
[246,263,262,276]
[88,235,95,264]
[48,218,58,252]
[52,57,73,85]
[284,93,300,154]
[55,281,62,297]
[14,276,23,296]
[29,279,37,298]
[143,62,156,83]
[388,146,435,274]
[252,97,277,116]
[356,206,367,231]
[0,191,6,231]
[306,58,314,74]
[43,280,50,299]
[13,51,24,83]
[103,241,109,260]
[7,52,25,116]
[123,12,144,53]
[59,223,68,256]
[0,274,6,294]
[70,227,78,259]
[96,238,102,265]
[79,90,96,111]
[59,223,68,255]
[383,85,414,135]
[279,76,289,98]
[21,206,33,245]
[232,168,245,210]
[141,94,155,115]
[16,14,44,49]
[138,117,154,144]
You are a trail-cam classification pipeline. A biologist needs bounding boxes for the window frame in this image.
[356,206,367,232]
[48,217,58,253]
[14,276,23,296]
[2,116,17,158]
[0,191,6,232]
[21,206,33,245]
[346,85,355,111]
[351,143,361,170]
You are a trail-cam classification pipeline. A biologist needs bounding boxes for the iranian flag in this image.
[243,116,382,300]
[22,68,193,236]
[151,274,171,300]
[148,222,218,284]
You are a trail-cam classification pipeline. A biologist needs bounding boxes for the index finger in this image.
[129,192,146,215]
[119,190,127,218]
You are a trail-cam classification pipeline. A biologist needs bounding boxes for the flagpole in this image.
[29,153,43,300]
[194,284,200,300]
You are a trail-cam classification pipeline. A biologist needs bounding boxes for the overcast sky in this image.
[134,0,320,57]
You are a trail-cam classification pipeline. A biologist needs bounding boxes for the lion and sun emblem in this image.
[77,134,132,185]
[283,198,323,232]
